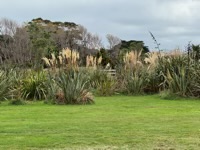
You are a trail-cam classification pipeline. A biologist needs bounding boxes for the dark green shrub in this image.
[9,99,25,105]
[144,71,160,94]
[124,69,146,95]
[0,71,10,101]
[189,63,200,97]
[90,69,117,96]
[0,70,16,101]
[159,90,180,100]
[45,74,58,103]
[96,76,116,96]
[55,69,94,104]
[20,71,48,100]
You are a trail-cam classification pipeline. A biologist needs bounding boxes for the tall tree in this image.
[26,18,80,68]
[120,40,149,54]
[0,19,32,67]
[192,44,200,61]
[106,34,121,49]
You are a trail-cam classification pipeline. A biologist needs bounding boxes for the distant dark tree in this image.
[120,40,149,54]
[192,44,200,61]
[26,21,56,68]
[97,48,110,67]
[106,40,149,68]
[26,18,81,68]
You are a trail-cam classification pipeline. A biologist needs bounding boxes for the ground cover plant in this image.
[0,95,200,149]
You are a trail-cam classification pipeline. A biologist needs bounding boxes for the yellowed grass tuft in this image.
[86,55,102,69]
[123,50,143,70]
[42,48,80,69]
[144,52,159,71]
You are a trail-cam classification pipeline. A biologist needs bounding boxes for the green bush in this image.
[89,69,106,89]
[124,70,146,95]
[159,90,180,100]
[9,99,25,105]
[20,71,48,100]
[45,72,59,104]
[144,70,161,94]
[189,64,200,97]
[90,70,117,96]
[96,75,116,96]
[165,66,190,97]
[55,69,94,104]
[0,70,16,101]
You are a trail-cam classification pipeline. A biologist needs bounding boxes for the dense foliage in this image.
[0,18,149,69]
[0,17,200,104]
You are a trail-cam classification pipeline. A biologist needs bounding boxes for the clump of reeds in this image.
[123,50,143,70]
[86,55,102,69]
[144,52,159,71]
[42,48,80,69]
[60,48,80,67]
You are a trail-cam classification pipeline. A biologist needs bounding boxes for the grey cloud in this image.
[1,0,200,50]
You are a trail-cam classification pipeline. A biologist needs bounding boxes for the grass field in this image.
[0,95,200,150]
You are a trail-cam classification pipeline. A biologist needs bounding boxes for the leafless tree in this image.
[87,33,103,50]
[106,34,121,49]
[77,25,88,47]
[12,27,32,65]
[77,25,102,50]
[0,18,18,64]
[0,18,18,36]
[0,18,32,66]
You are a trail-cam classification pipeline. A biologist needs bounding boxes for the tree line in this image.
[0,18,149,69]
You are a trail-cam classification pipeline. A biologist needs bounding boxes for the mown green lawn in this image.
[0,95,200,150]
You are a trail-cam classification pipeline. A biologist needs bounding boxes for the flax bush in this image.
[121,50,147,94]
[123,69,146,95]
[157,50,200,98]
[20,71,48,100]
[165,66,190,97]
[89,69,117,96]
[0,70,15,101]
[54,69,94,104]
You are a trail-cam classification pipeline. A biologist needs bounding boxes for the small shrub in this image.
[90,70,116,96]
[20,71,48,100]
[190,65,200,97]
[55,69,94,104]
[96,76,116,96]
[0,71,10,101]
[45,73,59,103]
[144,71,160,94]
[0,70,16,101]
[165,66,190,97]
[159,90,179,100]
[89,69,106,89]
[124,70,146,95]
[9,99,25,105]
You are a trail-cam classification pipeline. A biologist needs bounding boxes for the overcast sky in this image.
[1,0,200,51]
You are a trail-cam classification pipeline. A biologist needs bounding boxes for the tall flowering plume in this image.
[86,55,102,69]
[123,50,143,70]
[60,48,79,68]
[144,52,159,71]
[42,48,80,68]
